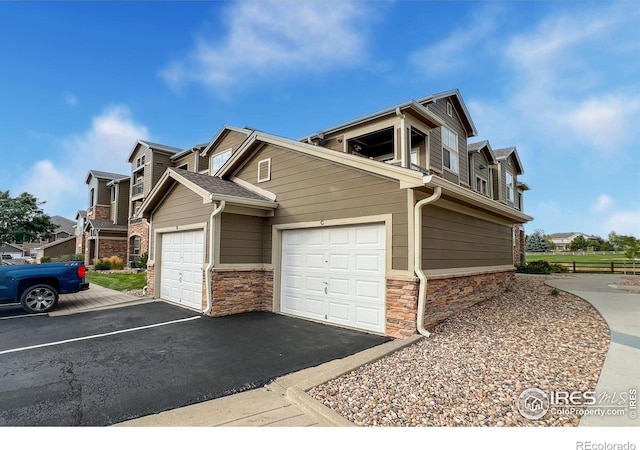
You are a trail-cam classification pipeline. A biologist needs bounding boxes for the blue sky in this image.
[1,1,639,239]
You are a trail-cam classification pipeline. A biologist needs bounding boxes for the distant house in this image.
[0,242,24,259]
[548,232,593,251]
[35,235,77,262]
[20,215,76,258]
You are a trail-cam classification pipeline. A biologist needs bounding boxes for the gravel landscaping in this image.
[309,274,610,427]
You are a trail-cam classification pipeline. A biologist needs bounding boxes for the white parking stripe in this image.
[0,316,200,355]
[0,313,48,320]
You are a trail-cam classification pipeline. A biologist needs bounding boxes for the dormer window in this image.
[441,127,458,174]
[136,155,146,168]
[476,177,488,196]
[446,102,453,117]
[211,149,232,173]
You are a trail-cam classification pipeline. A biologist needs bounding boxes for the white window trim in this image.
[441,126,459,174]
[257,158,271,183]
[446,101,453,117]
[475,176,488,196]
[506,171,515,203]
[211,149,232,173]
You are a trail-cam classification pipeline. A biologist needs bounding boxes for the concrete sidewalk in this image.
[546,274,640,427]
[52,283,153,316]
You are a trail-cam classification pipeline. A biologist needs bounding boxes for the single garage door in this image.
[160,230,205,310]
[281,223,386,333]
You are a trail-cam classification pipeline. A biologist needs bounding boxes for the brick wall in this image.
[128,219,150,263]
[89,205,111,221]
[208,269,273,316]
[97,239,127,263]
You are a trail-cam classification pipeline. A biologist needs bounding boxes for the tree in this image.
[624,240,640,272]
[525,229,549,252]
[568,234,588,251]
[608,231,637,251]
[0,190,55,245]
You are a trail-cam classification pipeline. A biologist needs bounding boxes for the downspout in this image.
[414,186,442,337]
[203,199,226,315]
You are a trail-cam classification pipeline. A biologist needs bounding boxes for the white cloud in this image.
[603,210,640,238]
[410,6,499,76]
[161,1,371,92]
[591,194,613,214]
[16,106,149,219]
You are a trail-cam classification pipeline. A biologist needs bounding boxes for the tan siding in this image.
[172,153,194,171]
[319,135,344,152]
[234,144,409,270]
[96,180,110,205]
[211,130,249,156]
[220,213,265,264]
[116,181,129,224]
[422,205,513,269]
[427,100,469,183]
[152,183,215,260]
[149,153,173,196]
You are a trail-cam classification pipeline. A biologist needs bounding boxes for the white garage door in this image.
[281,223,386,333]
[160,230,205,310]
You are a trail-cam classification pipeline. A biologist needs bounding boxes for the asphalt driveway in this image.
[0,302,389,426]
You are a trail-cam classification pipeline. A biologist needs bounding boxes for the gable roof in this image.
[494,147,524,175]
[39,235,76,250]
[138,168,278,218]
[85,219,127,233]
[50,215,75,236]
[467,140,496,165]
[75,210,87,220]
[299,100,445,144]
[221,130,426,190]
[201,125,253,157]
[418,89,478,137]
[171,143,209,161]
[127,140,183,163]
[85,169,129,184]
[548,232,590,239]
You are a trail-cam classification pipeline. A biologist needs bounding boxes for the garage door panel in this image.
[160,230,204,311]
[281,224,386,334]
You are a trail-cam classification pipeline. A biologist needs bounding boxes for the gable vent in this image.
[257,158,271,183]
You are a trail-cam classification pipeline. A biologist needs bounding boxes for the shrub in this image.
[516,260,568,274]
[40,256,52,263]
[93,255,124,270]
[136,252,148,269]
[94,259,111,270]
[57,254,83,262]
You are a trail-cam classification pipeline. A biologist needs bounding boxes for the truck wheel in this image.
[20,284,59,313]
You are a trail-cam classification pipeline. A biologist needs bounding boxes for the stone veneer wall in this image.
[208,269,273,316]
[513,224,525,266]
[127,219,150,261]
[385,270,513,338]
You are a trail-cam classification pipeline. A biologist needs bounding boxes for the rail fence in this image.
[553,261,639,275]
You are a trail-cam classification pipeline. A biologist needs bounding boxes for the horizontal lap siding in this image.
[235,145,409,270]
[427,100,468,184]
[151,184,214,260]
[220,213,264,264]
[422,205,512,269]
[211,130,249,155]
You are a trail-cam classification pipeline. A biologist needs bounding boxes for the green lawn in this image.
[85,271,147,291]
[526,253,629,263]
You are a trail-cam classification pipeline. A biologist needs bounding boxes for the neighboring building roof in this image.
[86,219,128,232]
[138,168,279,217]
[0,242,24,252]
[50,215,75,236]
[75,210,87,219]
[494,147,524,175]
[127,140,183,163]
[85,169,129,185]
[548,232,594,241]
[38,235,76,250]
[106,176,131,187]
[171,143,209,161]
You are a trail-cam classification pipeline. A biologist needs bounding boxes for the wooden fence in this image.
[554,261,640,275]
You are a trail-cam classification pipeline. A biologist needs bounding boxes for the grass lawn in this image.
[85,271,147,291]
[525,252,629,263]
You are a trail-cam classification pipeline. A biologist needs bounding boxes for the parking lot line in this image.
[0,316,201,355]
[0,312,48,320]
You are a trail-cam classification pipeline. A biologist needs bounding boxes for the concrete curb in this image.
[285,386,355,427]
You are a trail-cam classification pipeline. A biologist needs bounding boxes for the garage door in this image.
[160,230,205,310]
[281,223,386,333]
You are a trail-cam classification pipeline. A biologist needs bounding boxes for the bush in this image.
[57,254,83,262]
[516,260,568,274]
[40,256,52,263]
[136,252,148,269]
[93,255,124,271]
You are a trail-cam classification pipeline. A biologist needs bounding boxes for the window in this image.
[506,171,515,202]
[476,177,488,195]
[89,188,95,207]
[441,127,458,173]
[177,163,188,170]
[446,101,453,117]
[136,155,146,168]
[211,149,232,172]
[133,236,141,255]
[257,158,271,183]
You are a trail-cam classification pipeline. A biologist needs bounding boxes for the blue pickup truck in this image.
[0,261,89,313]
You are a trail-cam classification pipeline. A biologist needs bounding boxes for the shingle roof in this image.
[139,140,183,154]
[173,168,272,202]
[86,219,127,231]
[88,169,129,181]
[50,215,75,236]
[467,140,489,152]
